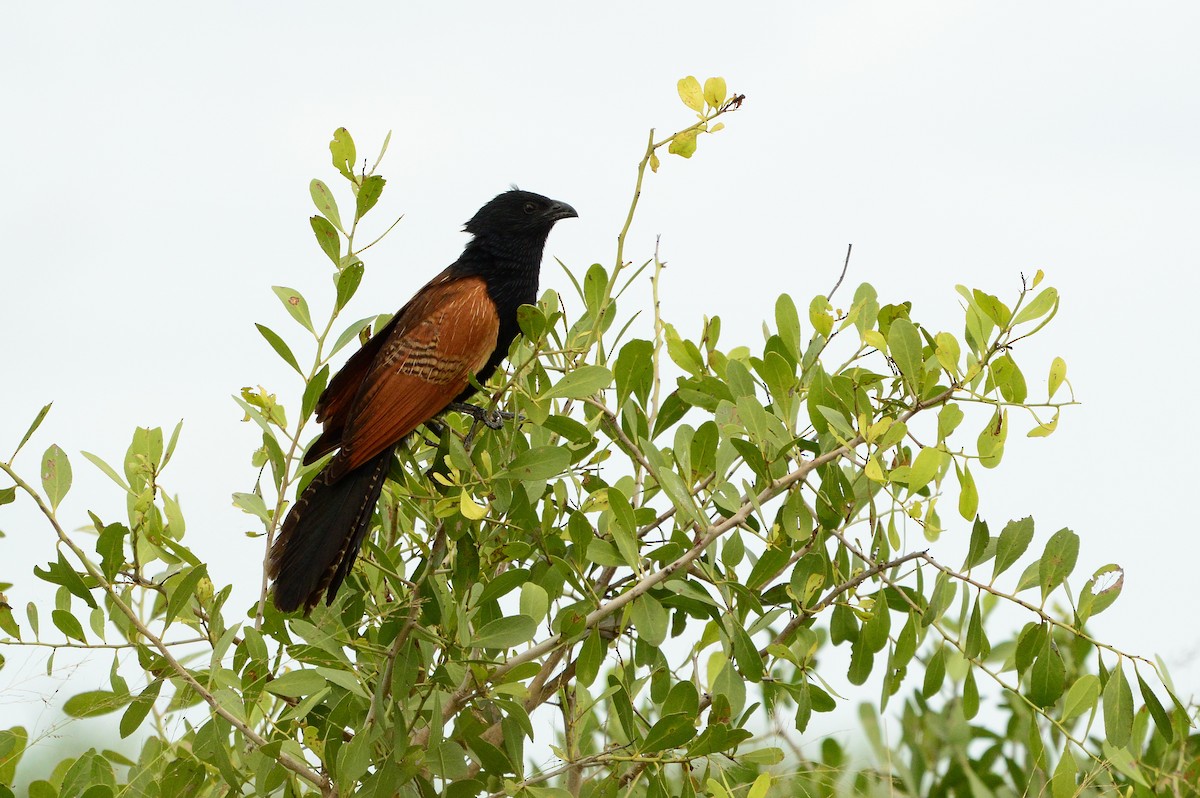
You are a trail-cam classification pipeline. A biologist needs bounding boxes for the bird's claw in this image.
[448,402,519,430]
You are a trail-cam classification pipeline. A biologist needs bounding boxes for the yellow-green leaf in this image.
[668,130,698,159]
[309,179,344,233]
[1028,410,1059,438]
[473,615,537,649]
[888,319,923,393]
[1048,356,1067,399]
[329,127,356,181]
[40,444,72,511]
[1051,748,1080,796]
[459,492,487,521]
[864,457,885,483]
[1014,286,1058,324]
[935,332,960,375]
[703,77,727,108]
[677,76,704,112]
[747,773,771,798]
[809,295,833,338]
[540,365,612,401]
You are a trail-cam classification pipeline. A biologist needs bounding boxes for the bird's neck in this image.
[460,233,546,273]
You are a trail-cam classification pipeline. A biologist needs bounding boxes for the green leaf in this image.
[473,615,537,649]
[677,76,705,112]
[302,365,330,421]
[539,365,612,401]
[963,599,985,660]
[774,294,801,362]
[497,446,570,482]
[336,733,373,791]
[956,461,978,521]
[630,595,668,647]
[475,568,531,605]
[1013,286,1058,325]
[355,175,386,220]
[335,261,365,311]
[1078,564,1124,622]
[40,444,72,511]
[992,517,1034,581]
[972,289,1011,327]
[0,603,19,638]
[34,552,97,609]
[519,582,549,623]
[847,637,873,685]
[990,355,1027,403]
[331,315,375,356]
[119,679,162,739]
[164,565,208,628]
[729,620,764,683]
[1136,670,1174,743]
[63,690,129,718]
[0,486,13,506]
[576,630,603,688]
[517,304,547,341]
[962,668,979,719]
[640,713,696,753]
[606,487,639,568]
[1103,661,1134,747]
[13,403,52,461]
[254,324,302,375]
[329,127,356,180]
[937,403,964,441]
[1029,638,1066,707]
[80,452,128,492]
[266,669,327,698]
[1038,527,1079,600]
[614,340,654,406]
[887,318,923,393]
[1100,741,1149,788]
[703,77,727,108]
[964,517,990,569]
[51,609,86,644]
[309,178,344,232]
[271,286,315,333]
[310,215,341,264]
[0,726,27,786]
[1051,749,1077,798]
[907,444,945,489]
[1060,674,1100,722]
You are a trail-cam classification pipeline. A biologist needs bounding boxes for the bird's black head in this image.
[464,189,578,239]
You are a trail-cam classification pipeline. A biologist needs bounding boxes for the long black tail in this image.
[268,446,395,613]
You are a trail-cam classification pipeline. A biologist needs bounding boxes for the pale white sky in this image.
[2,0,1198,763]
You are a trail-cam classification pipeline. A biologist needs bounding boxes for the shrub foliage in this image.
[1,78,1195,797]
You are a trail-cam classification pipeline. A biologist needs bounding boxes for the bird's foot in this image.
[448,402,518,430]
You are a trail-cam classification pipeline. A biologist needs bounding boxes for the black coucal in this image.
[268,189,577,613]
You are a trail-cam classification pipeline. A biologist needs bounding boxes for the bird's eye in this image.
[523,202,536,214]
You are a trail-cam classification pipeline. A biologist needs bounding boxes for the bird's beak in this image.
[545,201,578,222]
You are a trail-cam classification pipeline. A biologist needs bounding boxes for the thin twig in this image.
[827,243,853,301]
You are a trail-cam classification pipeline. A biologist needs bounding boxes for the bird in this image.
[268,189,577,613]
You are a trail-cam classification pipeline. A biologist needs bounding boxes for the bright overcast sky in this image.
[2,0,1198,756]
